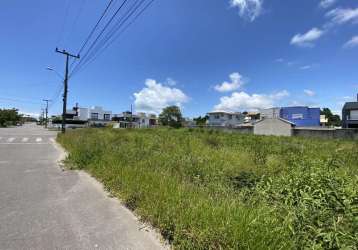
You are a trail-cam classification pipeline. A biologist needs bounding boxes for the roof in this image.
[343,102,358,110]
[207,111,242,115]
[254,118,296,127]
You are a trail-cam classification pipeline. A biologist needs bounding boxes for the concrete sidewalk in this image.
[0,124,165,250]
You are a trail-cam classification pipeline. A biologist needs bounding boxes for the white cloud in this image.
[166,78,177,86]
[275,58,284,63]
[304,89,316,97]
[19,111,39,118]
[300,63,319,70]
[134,79,189,114]
[214,90,289,111]
[343,35,358,48]
[214,72,245,92]
[319,0,337,9]
[300,65,313,70]
[291,28,324,47]
[326,8,358,25]
[230,0,263,22]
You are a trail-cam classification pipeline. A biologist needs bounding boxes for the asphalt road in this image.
[0,124,165,250]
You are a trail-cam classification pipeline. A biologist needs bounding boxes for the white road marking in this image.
[49,138,55,143]
[7,138,15,142]
[22,137,29,142]
[36,137,42,142]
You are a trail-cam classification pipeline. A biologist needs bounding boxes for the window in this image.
[91,113,99,120]
[350,110,358,120]
[142,119,145,123]
[292,114,303,119]
[214,115,220,119]
[228,115,232,120]
[104,114,111,121]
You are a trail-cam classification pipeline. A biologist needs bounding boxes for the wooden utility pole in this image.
[42,99,51,128]
[55,48,80,133]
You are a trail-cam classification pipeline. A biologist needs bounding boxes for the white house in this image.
[260,108,281,119]
[207,111,245,127]
[113,112,157,128]
[66,105,112,123]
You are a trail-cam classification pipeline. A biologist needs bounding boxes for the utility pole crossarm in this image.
[55,48,80,59]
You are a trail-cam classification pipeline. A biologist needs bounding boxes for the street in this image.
[0,124,164,250]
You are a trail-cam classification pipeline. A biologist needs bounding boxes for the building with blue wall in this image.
[280,106,320,127]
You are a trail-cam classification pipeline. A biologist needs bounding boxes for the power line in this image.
[70,0,129,76]
[65,0,88,46]
[0,97,42,105]
[56,0,71,48]
[71,0,155,77]
[48,82,64,110]
[74,0,144,72]
[73,0,118,59]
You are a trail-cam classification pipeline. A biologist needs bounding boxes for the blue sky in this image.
[0,0,357,118]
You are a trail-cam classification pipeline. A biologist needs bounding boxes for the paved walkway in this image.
[0,124,165,250]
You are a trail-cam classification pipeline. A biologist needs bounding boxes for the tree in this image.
[0,108,22,127]
[193,115,209,126]
[321,108,341,127]
[159,106,183,128]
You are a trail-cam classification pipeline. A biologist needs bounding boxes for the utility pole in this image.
[55,48,80,133]
[42,99,51,128]
[41,109,45,125]
[130,104,132,128]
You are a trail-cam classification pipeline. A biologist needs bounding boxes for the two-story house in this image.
[207,111,245,127]
[342,95,358,128]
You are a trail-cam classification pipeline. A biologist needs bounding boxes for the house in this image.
[280,106,320,127]
[65,105,112,126]
[244,112,261,123]
[320,115,328,127]
[260,108,281,119]
[254,118,296,137]
[207,111,245,127]
[342,94,358,128]
[113,112,157,128]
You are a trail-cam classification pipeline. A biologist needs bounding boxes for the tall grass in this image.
[58,128,358,249]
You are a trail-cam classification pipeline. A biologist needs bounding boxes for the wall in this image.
[208,113,244,127]
[193,125,358,140]
[280,107,320,127]
[293,128,358,140]
[190,125,253,134]
[260,108,280,119]
[254,119,293,137]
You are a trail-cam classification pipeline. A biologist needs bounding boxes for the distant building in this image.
[207,111,245,127]
[260,108,281,119]
[280,106,320,127]
[320,115,328,127]
[254,118,296,137]
[66,105,112,126]
[342,94,358,128]
[113,112,157,128]
[244,112,260,123]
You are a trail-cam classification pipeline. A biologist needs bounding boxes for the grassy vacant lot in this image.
[58,128,358,249]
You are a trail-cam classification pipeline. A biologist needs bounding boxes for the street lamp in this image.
[46,67,64,80]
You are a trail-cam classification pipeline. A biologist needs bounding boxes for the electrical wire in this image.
[69,0,118,70]
[70,0,155,77]
[56,0,71,48]
[69,0,129,76]
[73,0,144,71]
